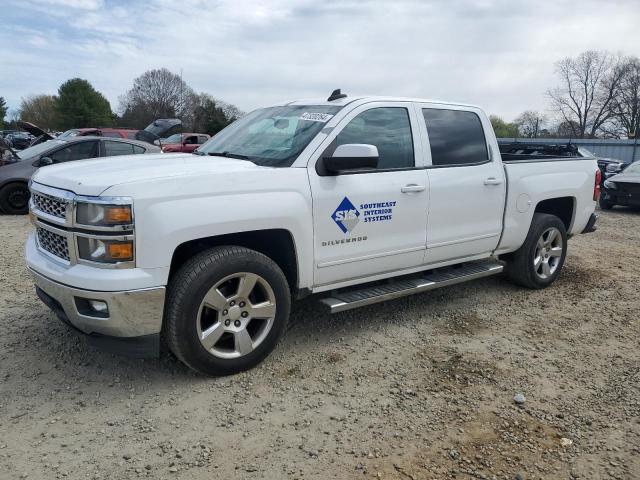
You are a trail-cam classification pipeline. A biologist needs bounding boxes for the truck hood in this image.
[31,153,260,196]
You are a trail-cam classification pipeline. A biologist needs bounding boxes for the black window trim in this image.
[315,105,417,177]
[421,107,490,169]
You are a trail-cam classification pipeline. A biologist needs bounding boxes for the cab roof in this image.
[284,95,480,110]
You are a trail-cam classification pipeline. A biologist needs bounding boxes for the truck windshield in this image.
[197,105,342,167]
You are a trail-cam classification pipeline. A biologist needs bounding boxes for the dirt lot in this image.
[1,209,639,480]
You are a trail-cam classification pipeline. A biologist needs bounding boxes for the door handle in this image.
[401,184,426,193]
[483,177,502,186]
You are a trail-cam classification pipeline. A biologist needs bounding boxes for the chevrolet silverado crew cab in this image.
[26,90,600,376]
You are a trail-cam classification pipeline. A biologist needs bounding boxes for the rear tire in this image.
[504,213,567,289]
[599,197,614,210]
[0,182,30,215]
[164,246,291,376]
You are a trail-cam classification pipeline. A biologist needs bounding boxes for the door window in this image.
[184,136,199,145]
[422,109,488,166]
[104,141,135,156]
[198,135,209,144]
[334,107,414,169]
[50,141,98,163]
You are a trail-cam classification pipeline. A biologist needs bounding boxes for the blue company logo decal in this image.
[331,197,360,233]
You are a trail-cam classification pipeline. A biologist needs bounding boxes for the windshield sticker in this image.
[300,112,334,123]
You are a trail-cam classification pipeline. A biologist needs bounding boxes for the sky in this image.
[1,0,639,122]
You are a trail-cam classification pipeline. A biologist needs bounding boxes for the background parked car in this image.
[0,130,21,139]
[600,161,640,210]
[4,132,33,150]
[161,132,210,153]
[0,136,160,214]
[58,127,139,139]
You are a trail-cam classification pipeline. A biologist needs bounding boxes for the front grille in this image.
[36,227,70,261]
[32,192,68,219]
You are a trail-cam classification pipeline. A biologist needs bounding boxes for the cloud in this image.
[1,0,639,121]
[29,0,104,9]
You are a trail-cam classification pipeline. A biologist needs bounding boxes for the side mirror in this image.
[38,157,53,167]
[323,144,379,174]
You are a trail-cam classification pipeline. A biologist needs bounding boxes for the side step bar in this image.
[320,260,504,314]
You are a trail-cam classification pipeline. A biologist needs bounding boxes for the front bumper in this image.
[602,189,640,206]
[30,268,165,357]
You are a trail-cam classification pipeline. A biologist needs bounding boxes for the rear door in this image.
[417,105,505,263]
[308,102,429,287]
[49,140,99,163]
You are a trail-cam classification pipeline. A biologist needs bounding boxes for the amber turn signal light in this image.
[107,241,133,260]
[104,206,132,224]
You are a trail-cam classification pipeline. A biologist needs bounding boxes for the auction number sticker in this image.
[300,112,334,122]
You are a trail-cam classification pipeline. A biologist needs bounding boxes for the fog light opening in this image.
[75,297,110,318]
[89,300,108,314]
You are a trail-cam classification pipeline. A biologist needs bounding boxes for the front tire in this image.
[0,182,30,215]
[504,213,567,289]
[164,246,291,376]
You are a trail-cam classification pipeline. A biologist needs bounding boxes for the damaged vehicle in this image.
[161,133,210,153]
[599,161,640,210]
[0,136,159,214]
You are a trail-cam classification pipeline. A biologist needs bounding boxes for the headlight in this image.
[603,179,617,189]
[76,202,132,226]
[606,163,622,173]
[77,237,134,263]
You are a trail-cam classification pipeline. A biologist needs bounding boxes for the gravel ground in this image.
[1,209,639,480]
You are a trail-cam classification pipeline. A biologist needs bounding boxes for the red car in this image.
[58,127,139,139]
[161,133,210,153]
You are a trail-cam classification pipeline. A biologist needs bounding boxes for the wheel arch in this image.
[533,196,575,232]
[169,229,301,296]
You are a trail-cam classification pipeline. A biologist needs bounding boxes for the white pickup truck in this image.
[26,91,600,375]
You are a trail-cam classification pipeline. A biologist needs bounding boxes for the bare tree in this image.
[610,57,640,138]
[514,110,547,138]
[19,94,58,129]
[118,68,196,128]
[547,51,626,138]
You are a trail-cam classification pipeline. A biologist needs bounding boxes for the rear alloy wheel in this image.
[165,246,290,376]
[533,227,563,280]
[505,213,567,289]
[0,183,30,215]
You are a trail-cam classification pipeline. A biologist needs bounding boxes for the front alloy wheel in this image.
[165,246,291,376]
[197,272,277,359]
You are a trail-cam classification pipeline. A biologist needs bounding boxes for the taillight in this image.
[594,169,602,201]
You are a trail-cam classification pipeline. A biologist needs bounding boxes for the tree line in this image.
[2,52,639,139]
[491,50,640,139]
[0,68,242,136]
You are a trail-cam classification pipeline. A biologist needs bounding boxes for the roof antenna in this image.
[327,89,347,101]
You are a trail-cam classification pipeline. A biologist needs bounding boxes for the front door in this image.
[308,103,429,287]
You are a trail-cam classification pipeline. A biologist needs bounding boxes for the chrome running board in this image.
[320,260,504,314]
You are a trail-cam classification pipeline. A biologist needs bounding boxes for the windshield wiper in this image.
[207,151,251,160]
